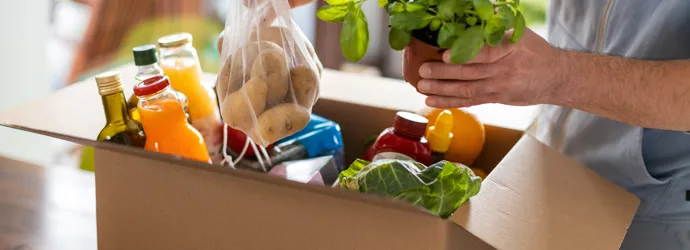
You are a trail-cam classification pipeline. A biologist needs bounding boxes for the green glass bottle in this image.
[95,71,146,146]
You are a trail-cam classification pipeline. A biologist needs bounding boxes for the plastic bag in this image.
[215,0,323,149]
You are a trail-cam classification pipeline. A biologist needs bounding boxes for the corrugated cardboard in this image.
[0,65,640,250]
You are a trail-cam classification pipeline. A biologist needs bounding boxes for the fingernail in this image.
[442,51,451,63]
[418,81,431,91]
[427,98,438,107]
[419,64,431,77]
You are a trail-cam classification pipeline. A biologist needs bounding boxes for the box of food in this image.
[0,64,639,250]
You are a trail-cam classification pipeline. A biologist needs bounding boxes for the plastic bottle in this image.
[367,111,432,165]
[426,110,454,164]
[134,75,211,163]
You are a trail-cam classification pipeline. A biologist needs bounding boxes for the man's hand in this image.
[417,29,567,108]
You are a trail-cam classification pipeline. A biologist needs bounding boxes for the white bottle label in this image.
[371,151,415,162]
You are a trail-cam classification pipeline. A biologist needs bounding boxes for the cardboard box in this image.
[0,65,640,250]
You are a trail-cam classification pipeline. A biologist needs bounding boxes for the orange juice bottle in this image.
[157,33,223,159]
[134,75,211,163]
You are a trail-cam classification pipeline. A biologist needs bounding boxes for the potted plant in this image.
[316,0,526,89]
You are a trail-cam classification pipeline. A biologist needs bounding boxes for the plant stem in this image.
[495,2,509,7]
[428,8,437,14]
[465,10,477,15]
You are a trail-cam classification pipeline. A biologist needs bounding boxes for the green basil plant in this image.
[317,0,526,64]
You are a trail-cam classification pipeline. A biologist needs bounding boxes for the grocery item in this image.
[364,111,432,166]
[130,44,191,123]
[426,110,454,164]
[215,0,322,148]
[339,159,482,219]
[158,33,223,155]
[134,75,211,163]
[94,71,146,147]
[418,107,485,165]
[276,114,345,171]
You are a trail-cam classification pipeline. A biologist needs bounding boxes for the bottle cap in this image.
[393,111,428,139]
[134,75,170,97]
[94,71,124,96]
[426,110,454,153]
[157,33,193,48]
[133,44,159,66]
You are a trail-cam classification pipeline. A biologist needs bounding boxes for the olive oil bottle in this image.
[95,71,146,146]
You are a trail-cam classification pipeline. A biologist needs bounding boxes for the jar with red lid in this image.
[364,111,432,166]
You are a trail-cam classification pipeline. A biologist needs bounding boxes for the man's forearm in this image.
[553,50,690,131]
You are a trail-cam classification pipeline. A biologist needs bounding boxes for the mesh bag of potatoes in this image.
[215,0,323,148]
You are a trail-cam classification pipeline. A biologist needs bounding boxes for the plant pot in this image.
[402,37,445,91]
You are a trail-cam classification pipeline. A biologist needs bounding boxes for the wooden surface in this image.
[0,156,96,250]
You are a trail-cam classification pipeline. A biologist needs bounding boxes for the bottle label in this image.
[371,151,415,162]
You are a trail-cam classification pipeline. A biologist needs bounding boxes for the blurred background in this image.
[0,0,546,166]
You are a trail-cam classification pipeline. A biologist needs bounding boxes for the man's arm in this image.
[416,28,690,131]
[557,51,690,131]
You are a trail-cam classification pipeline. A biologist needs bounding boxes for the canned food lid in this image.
[157,33,193,48]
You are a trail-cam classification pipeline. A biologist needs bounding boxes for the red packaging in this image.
[364,112,432,166]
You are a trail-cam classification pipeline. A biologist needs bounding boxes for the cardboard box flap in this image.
[451,135,640,250]
[1,119,443,222]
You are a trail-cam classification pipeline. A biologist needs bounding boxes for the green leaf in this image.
[405,2,427,12]
[438,0,468,20]
[378,0,388,7]
[510,11,526,44]
[446,22,466,36]
[359,160,427,196]
[427,0,437,6]
[316,5,350,23]
[430,19,442,31]
[387,2,405,13]
[389,11,434,31]
[465,16,478,26]
[497,5,516,28]
[340,8,369,62]
[437,24,455,49]
[471,0,494,21]
[450,25,484,64]
[389,27,411,51]
[423,161,482,218]
[484,15,506,47]
[339,159,370,189]
[326,0,352,5]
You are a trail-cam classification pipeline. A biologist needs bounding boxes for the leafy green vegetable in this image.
[378,0,388,7]
[316,5,350,23]
[405,2,427,12]
[326,0,352,5]
[387,2,405,13]
[389,11,434,31]
[339,159,482,219]
[389,27,411,50]
[450,25,484,64]
[484,15,506,47]
[316,0,527,63]
[510,12,526,44]
[340,7,369,62]
[471,0,494,21]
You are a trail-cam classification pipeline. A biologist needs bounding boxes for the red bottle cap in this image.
[134,75,170,96]
[393,111,428,139]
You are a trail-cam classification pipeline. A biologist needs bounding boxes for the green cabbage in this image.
[339,159,482,219]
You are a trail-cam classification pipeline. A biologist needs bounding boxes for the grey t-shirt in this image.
[539,0,690,249]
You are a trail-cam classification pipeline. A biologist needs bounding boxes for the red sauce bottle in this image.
[365,112,432,166]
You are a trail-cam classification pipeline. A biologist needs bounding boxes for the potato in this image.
[290,66,319,107]
[220,78,268,131]
[251,48,289,104]
[217,41,282,95]
[304,40,323,77]
[255,103,310,146]
[217,30,225,54]
[251,26,289,49]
